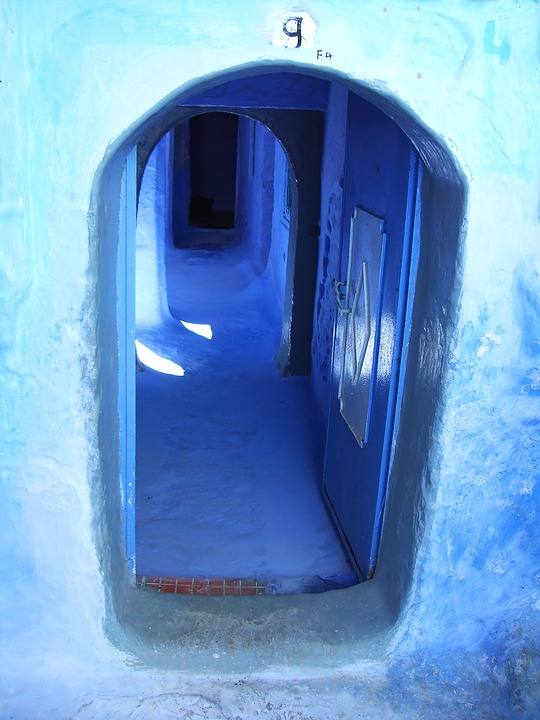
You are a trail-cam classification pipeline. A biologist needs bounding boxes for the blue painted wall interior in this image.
[0,3,538,718]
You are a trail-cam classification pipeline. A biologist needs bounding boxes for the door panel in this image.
[323,94,419,579]
[337,208,386,447]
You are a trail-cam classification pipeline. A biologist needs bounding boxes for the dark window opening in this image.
[188,112,238,229]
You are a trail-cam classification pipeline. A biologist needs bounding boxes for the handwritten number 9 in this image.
[283,16,303,48]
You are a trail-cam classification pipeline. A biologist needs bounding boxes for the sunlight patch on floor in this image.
[180,320,213,340]
[135,339,185,376]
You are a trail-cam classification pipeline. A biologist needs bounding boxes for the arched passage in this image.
[135,102,323,376]
[91,64,465,648]
[134,110,352,592]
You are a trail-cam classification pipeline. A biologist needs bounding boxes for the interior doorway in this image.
[134,111,356,594]
[120,72,426,595]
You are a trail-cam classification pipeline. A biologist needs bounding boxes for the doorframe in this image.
[368,151,422,573]
[118,146,137,575]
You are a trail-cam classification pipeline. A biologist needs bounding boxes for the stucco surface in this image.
[0,1,538,718]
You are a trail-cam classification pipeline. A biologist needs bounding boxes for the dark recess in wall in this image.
[189,112,239,229]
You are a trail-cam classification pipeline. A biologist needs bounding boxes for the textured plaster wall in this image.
[269,139,292,316]
[0,2,539,718]
[185,73,329,110]
[136,133,172,327]
[311,81,349,425]
[236,118,277,274]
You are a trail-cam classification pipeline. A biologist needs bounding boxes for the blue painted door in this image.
[323,94,420,580]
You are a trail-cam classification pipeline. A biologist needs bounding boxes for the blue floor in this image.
[135,241,355,592]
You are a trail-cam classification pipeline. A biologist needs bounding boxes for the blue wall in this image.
[268,139,292,318]
[236,117,277,274]
[171,122,191,246]
[311,82,349,425]
[1,2,538,718]
[136,132,173,326]
[184,73,329,110]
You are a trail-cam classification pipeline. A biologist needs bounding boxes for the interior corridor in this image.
[135,237,355,593]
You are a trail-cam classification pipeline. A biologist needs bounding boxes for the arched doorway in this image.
[134,110,354,593]
[94,65,465,609]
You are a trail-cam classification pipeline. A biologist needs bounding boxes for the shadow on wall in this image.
[90,64,466,667]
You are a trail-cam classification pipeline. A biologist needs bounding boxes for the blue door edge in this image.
[321,484,367,582]
[367,150,422,576]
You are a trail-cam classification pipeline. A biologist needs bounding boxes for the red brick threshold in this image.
[137,572,359,595]
[137,576,266,596]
